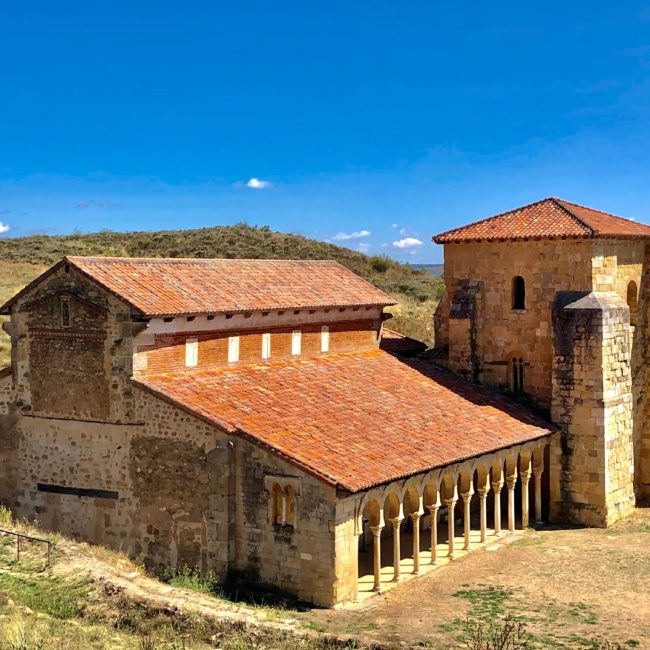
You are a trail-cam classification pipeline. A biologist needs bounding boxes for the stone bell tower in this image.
[432,197,650,527]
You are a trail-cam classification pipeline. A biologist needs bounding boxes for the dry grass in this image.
[0,261,47,367]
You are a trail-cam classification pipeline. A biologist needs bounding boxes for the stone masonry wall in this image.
[550,292,635,526]
[233,436,338,606]
[8,375,339,605]
[10,263,137,424]
[435,239,594,411]
[0,370,17,508]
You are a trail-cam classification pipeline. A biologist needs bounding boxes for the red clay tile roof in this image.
[1,257,395,317]
[135,350,553,492]
[433,197,650,243]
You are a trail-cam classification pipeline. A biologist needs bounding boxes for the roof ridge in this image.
[548,198,595,235]
[66,255,343,266]
[552,197,643,227]
[432,197,570,242]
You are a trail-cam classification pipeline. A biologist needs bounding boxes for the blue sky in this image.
[2,2,650,262]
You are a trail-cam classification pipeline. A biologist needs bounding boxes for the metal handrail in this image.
[0,527,52,565]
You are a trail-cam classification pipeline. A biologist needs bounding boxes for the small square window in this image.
[185,337,198,367]
[291,330,301,356]
[228,336,240,363]
[262,332,271,360]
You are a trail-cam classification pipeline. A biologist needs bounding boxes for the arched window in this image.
[512,357,524,394]
[273,484,283,526]
[512,276,526,310]
[272,483,295,527]
[627,281,638,327]
[285,486,295,527]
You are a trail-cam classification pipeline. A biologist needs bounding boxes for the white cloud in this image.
[390,223,399,229]
[246,178,273,189]
[0,222,9,234]
[357,242,371,252]
[330,230,371,241]
[392,237,423,249]
[399,227,409,236]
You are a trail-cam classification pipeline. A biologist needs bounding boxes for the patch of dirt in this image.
[303,508,650,648]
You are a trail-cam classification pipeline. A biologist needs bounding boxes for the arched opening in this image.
[511,357,524,394]
[272,484,283,525]
[284,485,295,527]
[627,280,638,326]
[512,276,526,310]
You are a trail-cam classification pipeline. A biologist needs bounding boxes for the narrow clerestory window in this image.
[228,336,240,363]
[321,325,330,353]
[292,330,301,356]
[262,332,271,360]
[512,276,526,310]
[185,337,198,367]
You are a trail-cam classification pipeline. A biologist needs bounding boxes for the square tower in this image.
[433,198,650,525]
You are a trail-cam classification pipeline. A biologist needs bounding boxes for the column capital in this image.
[492,479,504,493]
[410,512,421,522]
[533,465,544,478]
[427,503,440,515]
[461,492,473,504]
[520,471,531,486]
[506,476,517,490]
[477,486,490,498]
[370,525,384,537]
[443,497,458,508]
[389,516,404,528]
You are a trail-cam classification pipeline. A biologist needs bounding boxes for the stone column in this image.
[428,502,440,565]
[444,497,457,559]
[390,517,403,582]
[461,487,474,551]
[534,465,544,524]
[477,486,489,542]
[520,470,531,529]
[411,513,421,574]
[506,472,517,533]
[370,525,383,592]
[493,478,503,536]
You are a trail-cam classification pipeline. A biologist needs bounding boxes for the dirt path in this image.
[303,508,650,648]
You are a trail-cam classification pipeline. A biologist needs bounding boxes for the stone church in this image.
[0,196,647,606]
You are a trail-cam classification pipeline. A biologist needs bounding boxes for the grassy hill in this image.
[0,224,443,366]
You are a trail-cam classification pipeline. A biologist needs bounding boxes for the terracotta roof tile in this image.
[3,257,395,317]
[135,350,553,492]
[433,197,650,243]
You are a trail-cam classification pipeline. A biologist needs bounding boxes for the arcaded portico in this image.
[352,440,549,598]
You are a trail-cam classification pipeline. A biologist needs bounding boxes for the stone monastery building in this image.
[0,196,649,606]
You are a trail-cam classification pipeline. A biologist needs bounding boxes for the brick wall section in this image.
[137,320,378,374]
